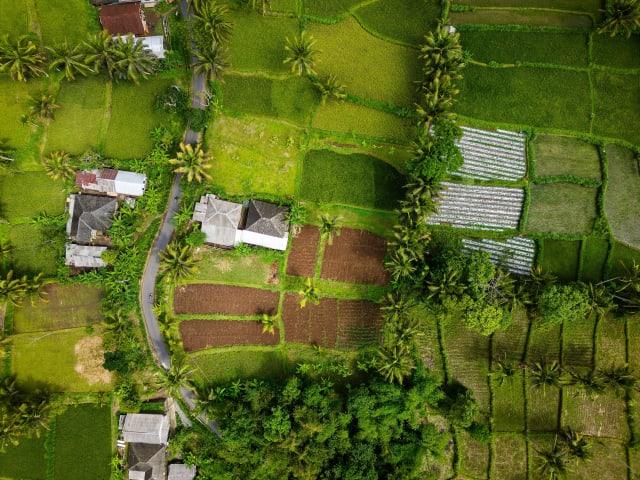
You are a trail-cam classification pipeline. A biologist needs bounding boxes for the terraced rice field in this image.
[454,127,527,181]
[428,182,524,231]
[462,237,536,275]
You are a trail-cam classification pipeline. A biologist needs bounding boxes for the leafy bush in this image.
[537,283,591,327]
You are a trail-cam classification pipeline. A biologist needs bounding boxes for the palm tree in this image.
[380,293,414,322]
[160,240,198,281]
[529,360,563,391]
[0,140,15,166]
[112,35,156,84]
[47,41,94,81]
[283,32,318,77]
[599,0,640,37]
[260,313,276,335]
[169,142,212,183]
[194,1,233,43]
[298,277,320,308]
[84,31,117,78]
[193,41,228,81]
[585,283,614,320]
[0,270,28,306]
[42,151,74,181]
[419,24,464,76]
[567,369,607,399]
[0,35,46,82]
[319,214,341,244]
[385,248,417,285]
[0,240,12,265]
[558,427,591,464]
[600,365,638,394]
[491,359,519,387]
[251,0,272,15]
[28,93,60,121]
[157,360,194,398]
[377,345,415,384]
[103,309,130,337]
[312,74,346,104]
[426,265,465,302]
[535,444,569,480]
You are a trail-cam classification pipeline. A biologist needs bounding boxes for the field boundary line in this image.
[458,5,595,22]
[349,12,420,51]
[24,0,42,41]
[97,80,113,149]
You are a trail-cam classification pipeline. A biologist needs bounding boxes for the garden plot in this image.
[526,184,598,236]
[286,226,320,277]
[533,134,601,180]
[321,228,388,285]
[173,284,279,315]
[180,320,279,351]
[453,126,527,181]
[462,236,535,275]
[492,433,527,480]
[427,182,524,231]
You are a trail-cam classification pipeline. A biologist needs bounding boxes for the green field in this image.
[592,34,640,69]
[540,239,580,280]
[34,0,99,44]
[0,0,30,38]
[0,78,44,150]
[593,72,640,146]
[452,0,601,12]
[451,9,593,28]
[302,0,362,18]
[0,435,46,480]
[608,241,640,277]
[526,183,597,235]
[299,149,404,210]
[5,224,62,276]
[580,237,608,282]
[533,134,601,180]
[185,247,281,286]
[0,172,66,222]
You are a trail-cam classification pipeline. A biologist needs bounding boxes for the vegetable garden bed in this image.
[180,320,279,351]
[286,226,320,277]
[173,284,279,315]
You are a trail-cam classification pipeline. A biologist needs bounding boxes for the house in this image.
[65,243,107,269]
[192,195,290,251]
[76,169,147,198]
[192,194,244,248]
[99,1,148,36]
[66,194,118,246]
[127,443,166,480]
[123,414,170,445]
[167,464,196,480]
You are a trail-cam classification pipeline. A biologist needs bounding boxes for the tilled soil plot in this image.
[180,320,279,351]
[286,226,320,277]
[282,294,381,349]
[321,228,389,285]
[174,284,279,315]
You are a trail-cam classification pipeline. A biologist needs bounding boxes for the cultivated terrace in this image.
[0,0,639,479]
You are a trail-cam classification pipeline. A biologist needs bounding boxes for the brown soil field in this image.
[173,284,279,315]
[180,320,279,351]
[282,294,381,349]
[321,228,388,285]
[286,226,320,277]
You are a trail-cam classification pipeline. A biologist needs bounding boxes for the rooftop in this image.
[193,194,243,247]
[123,414,169,445]
[100,1,147,36]
[244,200,289,238]
[66,194,118,245]
[65,244,108,269]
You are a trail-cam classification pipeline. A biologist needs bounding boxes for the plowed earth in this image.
[173,284,279,315]
[286,226,320,277]
[180,320,279,351]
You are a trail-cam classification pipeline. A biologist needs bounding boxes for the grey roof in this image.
[65,243,107,268]
[243,200,289,238]
[168,464,196,480]
[197,195,243,247]
[128,443,166,480]
[123,414,169,445]
[67,194,118,245]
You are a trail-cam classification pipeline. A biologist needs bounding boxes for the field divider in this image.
[457,5,595,24]
[487,334,495,479]
[349,11,420,50]
[44,416,56,480]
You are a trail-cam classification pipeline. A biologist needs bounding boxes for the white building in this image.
[65,244,108,269]
[76,169,147,198]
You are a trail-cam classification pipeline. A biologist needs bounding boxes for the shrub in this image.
[537,283,591,327]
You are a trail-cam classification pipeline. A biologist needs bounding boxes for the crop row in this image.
[462,237,536,275]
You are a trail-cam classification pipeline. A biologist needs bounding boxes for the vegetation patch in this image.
[53,404,112,480]
[562,316,594,367]
[188,349,295,384]
[0,435,46,480]
[207,115,301,196]
[580,237,608,282]
[540,239,580,281]
[187,247,280,286]
[286,225,320,277]
[526,183,597,235]
[568,439,627,480]
[299,149,404,210]
[592,34,640,69]
[320,227,388,285]
[607,241,640,277]
[308,17,421,106]
[604,144,640,249]
[0,0,30,38]
[13,284,104,333]
[451,9,593,28]
[173,284,279,315]
[0,172,66,222]
[413,306,445,381]
[34,0,99,44]
[456,65,592,132]
[458,430,490,479]
[492,433,527,480]
[533,134,601,180]
[492,372,525,431]
[593,72,640,146]
[5,224,61,276]
[453,0,601,13]
[460,29,588,66]
[180,320,279,351]
[312,101,413,141]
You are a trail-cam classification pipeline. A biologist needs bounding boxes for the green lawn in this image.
[451,9,593,28]
[526,184,597,235]
[533,134,601,180]
[221,74,319,125]
[53,404,112,480]
[0,0,30,38]
[11,327,112,392]
[13,284,104,333]
[592,34,640,69]
[593,72,640,146]
[456,65,592,132]
[308,17,421,107]
[460,29,588,67]
[312,101,413,141]
[604,144,640,249]
[34,0,99,44]
[540,239,580,281]
[353,0,440,45]
[299,149,405,210]
[227,10,299,74]
[207,115,301,196]
[0,435,46,480]
[580,237,608,282]
[103,78,173,159]
[45,77,106,154]
[0,172,66,222]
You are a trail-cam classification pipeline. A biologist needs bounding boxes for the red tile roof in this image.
[99,2,147,36]
[76,171,97,187]
[100,168,118,180]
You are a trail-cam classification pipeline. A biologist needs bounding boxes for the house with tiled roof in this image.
[238,200,289,250]
[76,168,147,198]
[66,194,118,246]
[99,1,148,36]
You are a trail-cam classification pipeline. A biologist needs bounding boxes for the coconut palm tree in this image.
[558,427,591,464]
[600,365,638,394]
[319,214,341,244]
[193,41,228,81]
[260,313,276,335]
[0,270,29,306]
[377,345,415,385]
[84,31,118,78]
[529,360,563,391]
[312,74,347,104]
[585,283,614,320]
[112,35,156,84]
[47,41,94,81]
[0,140,15,166]
[103,309,130,337]
[160,240,198,281]
[419,24,464,76]
[156,360,194,398]
[42,151,74,181]
[28,93,59,121]
[491,358,519,387]
[283,32,318,77]
[298,277,320,308]
[535,444,569,480]
[599,0,640,37]
[0,241,12,265]
[385,248,417,285]
[567,368,607,399]
[194,1,233,43]
[0,35,46,82]
[169,142,212,183]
